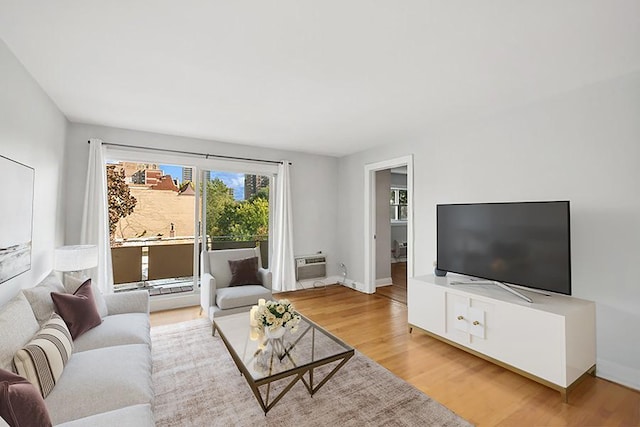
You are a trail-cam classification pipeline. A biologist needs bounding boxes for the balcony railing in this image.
[208,235,268,269]
[111,235,268,293]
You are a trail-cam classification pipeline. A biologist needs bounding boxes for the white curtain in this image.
[271,161,296,291]
[81,139,114,294]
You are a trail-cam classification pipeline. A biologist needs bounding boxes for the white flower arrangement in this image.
[255,299,301,333]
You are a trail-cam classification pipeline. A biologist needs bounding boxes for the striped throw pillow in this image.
[13,314,73,397]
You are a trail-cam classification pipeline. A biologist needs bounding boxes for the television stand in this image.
[408,274,596,402]
[449,280,533,303]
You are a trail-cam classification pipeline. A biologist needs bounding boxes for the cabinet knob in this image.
[457,315,464,320]
[473,321,480,326]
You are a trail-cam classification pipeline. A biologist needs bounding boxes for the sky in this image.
[159,165,245,200]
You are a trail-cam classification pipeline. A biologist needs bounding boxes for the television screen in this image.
[437,201,571,295]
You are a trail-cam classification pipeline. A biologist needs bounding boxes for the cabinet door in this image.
[468,306,486,339]
[486,303,564,385]
[408,278,445,334]
[445,294,471,344]
[445,293,492,345]
[453,302,469,333]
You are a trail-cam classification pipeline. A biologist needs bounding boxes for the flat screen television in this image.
[437,201,571,296]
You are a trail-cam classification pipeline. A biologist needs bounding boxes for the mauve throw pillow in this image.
[51,279,103,339]
[0,368,52,427]
[228,256,260,286]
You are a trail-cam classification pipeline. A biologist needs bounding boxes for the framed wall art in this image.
[0,155,35,284]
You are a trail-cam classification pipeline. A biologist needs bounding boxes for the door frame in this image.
[364,155,413,294]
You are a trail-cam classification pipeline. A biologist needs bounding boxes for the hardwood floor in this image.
[150,305,204,327]
[150,286,640,426]
[376,261,407,304]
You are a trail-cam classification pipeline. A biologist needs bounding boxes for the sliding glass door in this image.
[107,160,197,296]
[102,143,278,308]
[199,169,271,268]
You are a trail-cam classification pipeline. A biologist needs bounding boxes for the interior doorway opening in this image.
[364,155,413,299]
[376,167,408,304]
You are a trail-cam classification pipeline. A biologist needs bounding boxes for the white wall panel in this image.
[0,40,68,306]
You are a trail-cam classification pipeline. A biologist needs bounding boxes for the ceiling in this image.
[1,1,639,157]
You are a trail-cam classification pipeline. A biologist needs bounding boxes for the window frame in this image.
[390,186,408,223]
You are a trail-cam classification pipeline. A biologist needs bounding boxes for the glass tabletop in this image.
[214,311,353,383]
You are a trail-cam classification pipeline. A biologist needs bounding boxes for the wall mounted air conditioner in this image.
[295,254,327,281]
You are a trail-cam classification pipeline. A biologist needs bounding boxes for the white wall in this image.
[0,39,68,306]
[64,123,340,279]
[375,170,391,282]
[337,71,640,390]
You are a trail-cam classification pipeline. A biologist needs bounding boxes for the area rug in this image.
[151,318,472,427]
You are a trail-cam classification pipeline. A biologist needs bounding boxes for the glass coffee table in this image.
[213,311,354,414]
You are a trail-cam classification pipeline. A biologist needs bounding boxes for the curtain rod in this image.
[88,140,290,165]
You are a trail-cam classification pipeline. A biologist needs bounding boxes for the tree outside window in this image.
[204,177,269,242]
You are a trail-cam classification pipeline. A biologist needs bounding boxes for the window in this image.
[101,142,279,307]
[201,171,271,269]
[106,161,196,296]
[390,187,407,222]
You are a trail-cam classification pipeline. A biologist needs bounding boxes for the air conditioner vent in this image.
[295,254,327,281]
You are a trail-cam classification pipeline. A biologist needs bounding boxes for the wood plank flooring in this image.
[376,261,407,304]
[150,286,640,426]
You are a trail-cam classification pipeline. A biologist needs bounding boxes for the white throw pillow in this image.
[22,273,66,324]
[0,293,39,372]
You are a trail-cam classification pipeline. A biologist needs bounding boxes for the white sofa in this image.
[200,247,272,321]
[0,273,154,426]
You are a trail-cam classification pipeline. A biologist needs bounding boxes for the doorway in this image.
[364,155,413,300]
[376,167,408,303]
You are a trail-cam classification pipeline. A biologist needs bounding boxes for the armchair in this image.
[200,247,272,324]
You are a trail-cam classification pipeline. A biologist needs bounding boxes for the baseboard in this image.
[295,274,373,295]
[150,293,200,312]
[596,358,640,391]
[336,277,371,294]
[376,278,392,287]
[296,276,338,290]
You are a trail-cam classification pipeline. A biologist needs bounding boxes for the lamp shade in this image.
[54,245,98,272]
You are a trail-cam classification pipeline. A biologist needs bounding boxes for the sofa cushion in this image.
[216,285,272,310]
[103,290,149,316]
[14,314,74,398]
[228,256,260,286]
[0,368,52,427]
[51,280,102,339]
[55,404,154,427]
[0,294,40,372]
[22,273,66,324]
[44,344,153,425]
[64,275,108,318]
[72,313,151,353]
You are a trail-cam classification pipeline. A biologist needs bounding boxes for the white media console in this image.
[408,274,596,401]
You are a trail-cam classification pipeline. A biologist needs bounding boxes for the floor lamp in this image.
[54,245,98,282]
